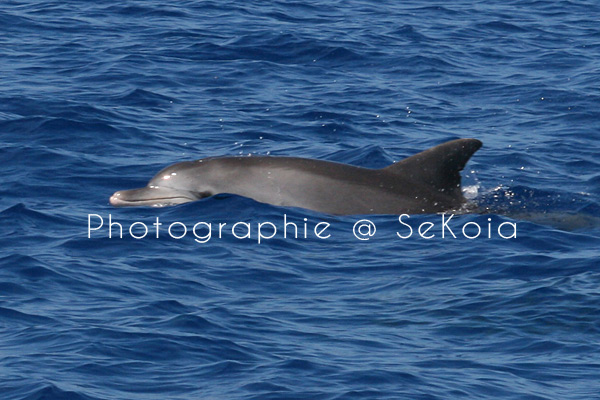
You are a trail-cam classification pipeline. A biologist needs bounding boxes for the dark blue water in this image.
[2,1,600,399]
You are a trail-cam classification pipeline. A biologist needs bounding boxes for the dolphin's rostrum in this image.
[110,138,482,215]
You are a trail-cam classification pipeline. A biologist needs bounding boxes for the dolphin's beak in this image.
[109,186,198,207]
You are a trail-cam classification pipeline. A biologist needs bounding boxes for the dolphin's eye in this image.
[194,191,212,199]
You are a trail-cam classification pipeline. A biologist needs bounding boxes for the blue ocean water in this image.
[1,0,600,399]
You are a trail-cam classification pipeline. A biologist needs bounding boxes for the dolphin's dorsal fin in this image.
[384,138,482,194]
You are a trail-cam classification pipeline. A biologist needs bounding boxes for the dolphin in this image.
[109,138,482,215]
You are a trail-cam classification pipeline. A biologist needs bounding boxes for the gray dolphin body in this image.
[110,138,482,215]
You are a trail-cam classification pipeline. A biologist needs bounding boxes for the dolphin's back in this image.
[204,139,482,215]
